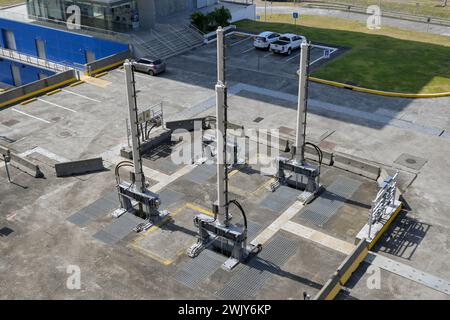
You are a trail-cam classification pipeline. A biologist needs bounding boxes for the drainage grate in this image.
[183,164,216,184]
[93,212,145,245]
[259,186,302,213]
[296,176,362,227]
[0,227,14,237]
[175,249,227,289]
[234,220,262,242]
[67,191,119,227]
[216,235,298,300]
[253,117,264,123]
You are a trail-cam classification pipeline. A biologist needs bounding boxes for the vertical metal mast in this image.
[124,60,145,193]
[215,27,229,227]
[295,41,310,164]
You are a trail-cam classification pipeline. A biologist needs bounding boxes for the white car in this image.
[269,33,306,55]
[253,31,281,50]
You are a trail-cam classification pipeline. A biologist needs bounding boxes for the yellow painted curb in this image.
[46,89,61,96]
[70,80,85,87]
[309,77,450,99]
[20,98,37,105]
[88,60,125,76]
[0,78,77,109]
[94,71,108,78]
[368,204,403,250]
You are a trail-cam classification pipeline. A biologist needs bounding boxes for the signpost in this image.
[293,12,299,26]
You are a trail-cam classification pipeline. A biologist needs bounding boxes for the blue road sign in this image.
[293,12,299,19]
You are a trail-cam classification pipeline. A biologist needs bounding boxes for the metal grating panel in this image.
[259,186,302,213]
[297,176,362,227]
[183,164,216,184]
[234,220,262,242]
[68,191,119,227]
[93,212,145,245]
[158,189,185,210]
[216,235,298,300]
[175,249,227,289]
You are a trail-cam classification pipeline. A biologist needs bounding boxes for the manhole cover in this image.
[394,153,427,171]
[58,131,72,137]
[2,119,19,127]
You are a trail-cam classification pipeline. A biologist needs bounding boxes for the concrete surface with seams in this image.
[1,37,450,299]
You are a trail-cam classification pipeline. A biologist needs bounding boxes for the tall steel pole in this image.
[295,41,310,164]
[124,60,145,193]
[216,27,229,227]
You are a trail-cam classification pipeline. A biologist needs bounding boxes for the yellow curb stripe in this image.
[20,97,37,105]
[46,89,61,96]
[94,71,108,78]
[69,80,85,87]
[309,77,450,99]
[0,77,77,109]
[88,60,125,76]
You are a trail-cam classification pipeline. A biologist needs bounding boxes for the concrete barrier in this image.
[85,49,131,76]
[314,239,369,300]
[166,118,207,132]
[0,145,44,178]
[120,128,172,159]
[0,70,77,108]
[55,157,104,177]
[305,144,333,166]
[333,153,380,180]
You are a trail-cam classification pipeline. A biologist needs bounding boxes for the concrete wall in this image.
[229,3,256,22]
[0,18,129,68]
[0,58,55,86]
[85,49,131,75]
[0,69,77,108]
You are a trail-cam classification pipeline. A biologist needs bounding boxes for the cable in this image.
[228,199,247,232]
[305,142,323,166]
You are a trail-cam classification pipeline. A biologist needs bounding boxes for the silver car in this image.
[253,31,280,50]
[132,57,166,76]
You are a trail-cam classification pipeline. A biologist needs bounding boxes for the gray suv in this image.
[132,57,166,76]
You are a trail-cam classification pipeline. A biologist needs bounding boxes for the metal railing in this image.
[0,47,74,72]
[302,1,450,27]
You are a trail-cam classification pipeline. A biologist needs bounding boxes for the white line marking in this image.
[230,36,252,47]
[241,46,256,54]
[62,89,101,103]
[19,146,70,163]
[285,52,301,62]
[12,109,51,123]
[263,52,273,58]
[38,98,77,113]
[251,200,305,246]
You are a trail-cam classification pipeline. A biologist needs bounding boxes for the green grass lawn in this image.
[0,0,22,7]
[236,14,450,93]
[255,0,450,20]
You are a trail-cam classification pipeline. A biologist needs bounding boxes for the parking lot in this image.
[1,36,450,300]
[179,32,340,79]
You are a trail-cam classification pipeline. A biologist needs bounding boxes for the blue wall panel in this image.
[0,58,55,86]
[0,18,129,68]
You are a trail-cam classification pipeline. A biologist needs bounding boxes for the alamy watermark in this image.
[367,5,382,30]
[66,265,81,290]
[66,5,81,30]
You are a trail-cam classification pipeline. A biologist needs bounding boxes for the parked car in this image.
[269,33,306,55]
[253,31,280,50]
[132,57,166,76]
